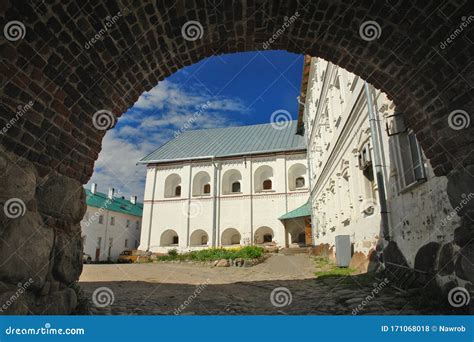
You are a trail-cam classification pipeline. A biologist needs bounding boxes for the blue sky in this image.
[87,51,304,200]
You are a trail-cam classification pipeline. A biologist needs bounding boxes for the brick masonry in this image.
[0,0,473,313]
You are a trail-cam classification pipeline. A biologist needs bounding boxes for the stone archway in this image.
[0,1,472,314]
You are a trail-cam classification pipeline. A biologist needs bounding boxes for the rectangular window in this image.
[396,131,426,190]
[135,221,140,230]
[98,215,103,224]
[126,219,130,228]
[110,217,115,226]
[124,239,128,248]
[97,237,102,248]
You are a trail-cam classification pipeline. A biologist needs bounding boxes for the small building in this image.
[81,184,143,262]
[138,121,310,253]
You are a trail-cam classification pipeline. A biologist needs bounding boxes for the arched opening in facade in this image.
[254,226,274,245]
[189,229,209,247]
[288,163,307,191]
[221,228,241,246]
[254,165,274,192]
[164,174,182,198]
[192,171,211,196]
[160,229,179,246]
[222,169,243,195]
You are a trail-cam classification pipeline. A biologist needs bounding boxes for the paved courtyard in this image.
[79,254,451,315]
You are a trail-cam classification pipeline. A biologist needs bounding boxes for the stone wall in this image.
[0,146,85,314]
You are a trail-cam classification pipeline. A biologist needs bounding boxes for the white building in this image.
[300,56,460,273]
[138,122,310,253]
[81,184,143,262]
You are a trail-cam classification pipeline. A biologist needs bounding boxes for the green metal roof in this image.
[279,201,311,220]
[139,121,306,164]
[84,189,143,217]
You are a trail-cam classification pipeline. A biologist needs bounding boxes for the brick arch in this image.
[0,0,473,314]
[1,0,472,184]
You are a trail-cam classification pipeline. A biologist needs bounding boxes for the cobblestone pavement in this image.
[79,255,452,315]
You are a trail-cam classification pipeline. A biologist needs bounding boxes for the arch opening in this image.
[160,229,179,246]
[221,228,241,246]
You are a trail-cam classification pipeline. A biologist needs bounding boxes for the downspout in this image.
[146,167,158,251]
[186,162,193,247]
[249,157,254,245]
[364,82,390,241]
[211,156,218,247]
[284,155,288,213]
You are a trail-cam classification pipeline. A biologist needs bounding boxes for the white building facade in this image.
[300,56,461,275]
[81,184,143,262]
[138,122,310,253]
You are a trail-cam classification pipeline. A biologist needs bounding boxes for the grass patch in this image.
[156,246,265,262]
[314,257,356,277]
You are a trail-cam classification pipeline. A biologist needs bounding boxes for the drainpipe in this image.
[364,82,390,241]
[146,167,158,251]
[249,157,254,245]
[211,156,218,247]
[186,162,193,247]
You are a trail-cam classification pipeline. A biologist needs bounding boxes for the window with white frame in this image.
[98,215,104,224]
[135,221,140,230]
[126,219,130,228]
[395,130,426,190]
[124,239,128,248]
[110,216,115,226]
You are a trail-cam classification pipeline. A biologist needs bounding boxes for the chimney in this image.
[108,187,115,200]
[130,196,137,205]
[91,183,97,194]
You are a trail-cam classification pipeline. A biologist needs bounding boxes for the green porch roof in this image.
[84,189,143,217]
[139,121,306,164]
[279,201,311,220]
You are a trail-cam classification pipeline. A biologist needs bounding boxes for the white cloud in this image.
[87,79,248,201]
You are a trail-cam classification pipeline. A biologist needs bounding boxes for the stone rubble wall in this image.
[0,146,85,314]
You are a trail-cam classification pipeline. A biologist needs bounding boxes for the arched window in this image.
[263,179,272,190]
[164,174,182,198]
[203,183,211,194]
[232,181,241,193]
[295,177,305,188]
[192,171,211,196]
